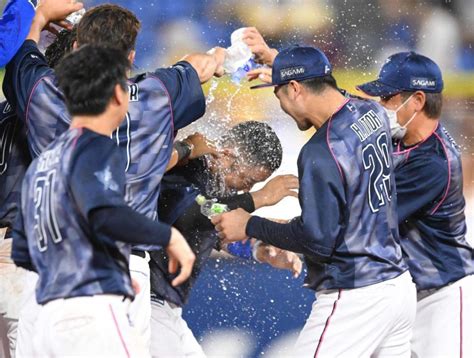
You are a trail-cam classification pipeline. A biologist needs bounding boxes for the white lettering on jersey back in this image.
[350,110,383,142]
[37,145,62,172]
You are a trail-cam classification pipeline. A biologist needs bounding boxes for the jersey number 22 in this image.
[362,132,392,213]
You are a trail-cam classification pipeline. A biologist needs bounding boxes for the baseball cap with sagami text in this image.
[251,45,332,89]
[357,51,443,97]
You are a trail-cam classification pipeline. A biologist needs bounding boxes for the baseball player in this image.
[213,45,417,357]
[11,45,195,357]
[358,52,474,357]
[4,4,225,351]
[150,122,301,357]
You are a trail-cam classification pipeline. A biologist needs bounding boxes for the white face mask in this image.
[385,94,417,140]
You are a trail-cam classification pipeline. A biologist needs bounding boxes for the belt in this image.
[131,249,146,258]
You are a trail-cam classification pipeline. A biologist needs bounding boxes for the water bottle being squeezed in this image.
[195,195,229,219]
[223,28,260,84]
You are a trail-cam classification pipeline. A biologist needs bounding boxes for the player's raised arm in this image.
[26,0,84,44]
[180,47,226,84]
[166,133,221,172]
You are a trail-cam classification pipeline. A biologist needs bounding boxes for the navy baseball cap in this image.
[251,45,332,89]
[357,51,443,97]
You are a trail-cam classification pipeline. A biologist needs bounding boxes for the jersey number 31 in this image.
[362,132,392,213]
[33,170,63,252]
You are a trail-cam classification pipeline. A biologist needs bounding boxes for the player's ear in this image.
[413,91,426,111]
[288,80,300,100]
[113,84,127,107]
[72,41,78,50]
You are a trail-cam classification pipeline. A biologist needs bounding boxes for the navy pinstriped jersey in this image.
[14,128,135,304]
[0,101,31,231]
[247,98,407,291]
[3,40,205,224]
[393,124,474,290]
[151,158,255,306]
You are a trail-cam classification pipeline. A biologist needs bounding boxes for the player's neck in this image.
[403,114,439,146]
[306,89,347,130]
[70,113,119,137]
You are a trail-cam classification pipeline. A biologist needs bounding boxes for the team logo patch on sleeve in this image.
[94,166,119,192]
[411,77,436,89]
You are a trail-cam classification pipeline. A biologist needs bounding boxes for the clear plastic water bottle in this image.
[66,8,86,25]
[195,195,229,219]
[223,28,260,84]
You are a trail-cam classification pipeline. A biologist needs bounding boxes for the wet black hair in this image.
[45,28,77,68]
[222,121,283,173]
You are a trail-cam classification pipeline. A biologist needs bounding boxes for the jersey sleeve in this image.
[69,135,127,219]
[395,155,448,222]
[152,61,205,130]
[246,140,346,259]
[3,39,55,122]
[0,0,37,67]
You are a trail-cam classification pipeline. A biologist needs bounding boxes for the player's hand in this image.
[184,133,221,160]
[242,27,278,66]
[207,47,226,78]
[247,68,272,84]
[166,228,196,287]
[255,243,302,278]
[211,208,251,243]
[36,0,84,28]
[251,174,299,209]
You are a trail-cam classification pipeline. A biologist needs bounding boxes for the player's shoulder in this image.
[73,128,116,151]
[127,73,168,103]
[399,143,448,181]
[68,128,123,169]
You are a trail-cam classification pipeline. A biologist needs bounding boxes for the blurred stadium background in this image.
[1,0,473,356]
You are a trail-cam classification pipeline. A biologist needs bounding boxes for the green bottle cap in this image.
[211,203,227,214]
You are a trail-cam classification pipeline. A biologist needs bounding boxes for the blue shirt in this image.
[247,98,407,291]
[393,125,474,290]
[3,40,205,224]
[0,101,31,231]
[0,0,37,67]
[12,128,135,304]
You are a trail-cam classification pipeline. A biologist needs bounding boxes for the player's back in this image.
[6,38,204,220]
[0,101,31,231]
[21,128,134,304]
[394,125,474,290]
[303,98,406,290]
